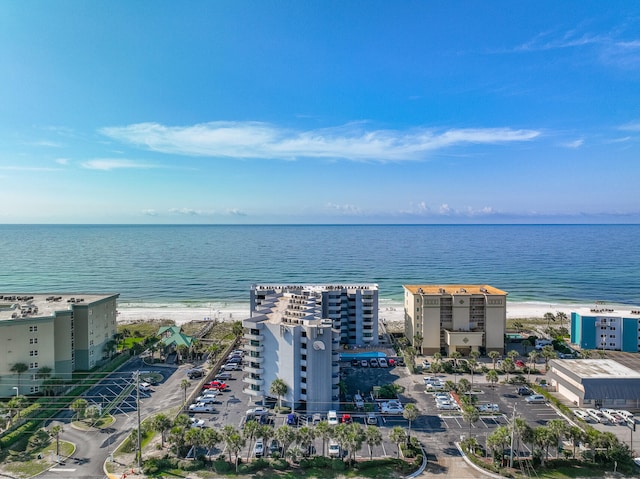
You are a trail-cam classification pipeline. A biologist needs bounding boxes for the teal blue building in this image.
[571,308,640,352]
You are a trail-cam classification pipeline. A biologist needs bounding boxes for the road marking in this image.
[50,468,76,472]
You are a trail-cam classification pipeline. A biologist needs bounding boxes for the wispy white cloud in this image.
[326,202,363,215]
[168,208,206,216]
[227,208,247,216]
[81,159,158,171]
[619,121,640,132]
[560,139,584,148]
[0,165,58,172]
[55,158,69,165]
[605,136,632,144]
[142,209,158,216]
[100,121,541,162]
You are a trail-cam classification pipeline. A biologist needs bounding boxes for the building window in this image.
[30,386,40,393]
[30,338,38,344]
[30,362,38,369]
[29,326,38,332]
[29,350,38,356]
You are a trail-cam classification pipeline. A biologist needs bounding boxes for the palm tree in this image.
[10,362,28,389]
[389,426,407,457]
[8,395,26,422]
[556,312,568,335]
[450,350,462,384]
[488,351,501,370]
[185,427,203,452]
[507,349,519,361]
[269,378,288,411]
[486,369,499,388]
[487,425,510,463]
[243,419,261,460]
[207,343,222,364]
[275,424,296,460]
[403,403,419,439]
[521,339,533,355]
[413,332,423,355]
[221,425,245,470]
[541,345,557,372]
[232,321,244,338]
[462,405,480,434]
[457,378,471,395]
[544,312,556,333]
[315,420,332,456]
[180,379,191,409]
[547,419,567,459]
[70,398,88,421]
[36,366,52,382]
[152,413,173,448]
[527,350,539,383]
[258,424,274,456]
[364,426,382,460]
[501,357,515,383]
[511,417,532,460]
[168,425,187,457]
[296,426,316,456]
[567,425,585,458]
[49,424,63,456]
[201,428,220,463]
[468,358,478,385]
[534,426,555,465]
[103,339,117,359]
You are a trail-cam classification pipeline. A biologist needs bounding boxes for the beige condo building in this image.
[0,293,118,397]
[404,284,507,356]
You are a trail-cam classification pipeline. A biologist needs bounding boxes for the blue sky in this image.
[1,1,639,224]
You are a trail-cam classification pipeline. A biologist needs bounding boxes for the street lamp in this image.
[12,387,19,396]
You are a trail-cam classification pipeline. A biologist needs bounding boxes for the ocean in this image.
[1,224,639,308]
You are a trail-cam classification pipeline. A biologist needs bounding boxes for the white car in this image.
[617,410,635,423]
[327,410,338,425]
[421,360,431,370]
[378,358,388,368]
[381,400,404,414]
[246,407,269,417]
[328,440,341,457]
[586,408,608,423]
[189,417,205,428]
[426,382,444,391]
[354,394,364,409]
[525,394,546,404]
[188,402,215,413]
[602,409,624,424]
[195,394,218,404]
[478,403,499,413]
[437,401,458,410]
[366,413,378,425]
[573,409,591,421]
[254,438,264,458]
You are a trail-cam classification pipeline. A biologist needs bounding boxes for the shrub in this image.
[271,458,289,470]
[331,458,346,471]
[212,459,232,473]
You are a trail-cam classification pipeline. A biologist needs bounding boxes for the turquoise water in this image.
[0,224,639,306]
[340,352,388,360]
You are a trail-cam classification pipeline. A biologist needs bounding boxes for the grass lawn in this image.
[2,440,74,478]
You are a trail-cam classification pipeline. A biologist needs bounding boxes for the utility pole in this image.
[136,370,142,470]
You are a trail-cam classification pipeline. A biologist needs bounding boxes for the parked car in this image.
[421,360,431,370]
[327,410,338,425]
[188,402,215,413]
[381,400,404,414]
[573,409,592,421]
[222,363,240,371]
[341,413,352,424]
[189,417,205,428]
[187,369,205,379]
[287,413,298,426]
[426,382,444,391]
[195,394,219,404]
[246,407,269,417]
[351,359,360,367]
[586,408,608,423]
[525,394,546,404]
[139,382,152,392]
[369,358,379,367]
[254,438,264,458]
[602,409,624,424]
[311,413,322,426]
[516,386,532,396]
[215,372,233,381]
[366,413,378,425]
[354,393,364,409]
[436,401,458,410]
[269,439,282,455]
[617,410,636,423]
[328,440,341,457]
[478,403,500,413]
[361,359,369,367]
[396,358,405,366]
[378,358,388,368]
[203,380,227,390]
[388,358,396,367]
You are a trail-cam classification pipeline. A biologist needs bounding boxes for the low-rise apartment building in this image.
[251,284,378,346]
[571,307,640,352]
[0,293,118,397]
[242,290,341,413]
[403,284,507,356]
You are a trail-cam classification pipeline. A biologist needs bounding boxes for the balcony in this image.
[300,370,307,379]
[243,332,264,341]
[300,359,307,367]
[243,387,263,397]
[247,355,264,364]
[245,343,264,353]
[243,376,264,387]
[244,365,264,375]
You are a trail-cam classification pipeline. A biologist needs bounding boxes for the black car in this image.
[351,359,360,367]
[187,369,204,379]
[516,386,532,396]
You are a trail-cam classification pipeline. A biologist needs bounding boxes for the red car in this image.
[203,380,227,390]
[341,413,352,424]
[515,360,525,368]
[388,358,396,366]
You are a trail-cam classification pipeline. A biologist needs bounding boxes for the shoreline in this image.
[115,300,615,327]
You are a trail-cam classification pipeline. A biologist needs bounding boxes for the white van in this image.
[139,382,152,392]
[327,410,338,425]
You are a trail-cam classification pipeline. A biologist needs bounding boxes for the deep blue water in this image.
[0,224,638,306]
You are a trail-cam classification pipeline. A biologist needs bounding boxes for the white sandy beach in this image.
[116,301,590,327]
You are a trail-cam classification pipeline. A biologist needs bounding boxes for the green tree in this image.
[207,343,222,364]
[275,424,296,460]
[35,365,52,382]
[243,418,261,460]
[501,357,515,382]
[232,321,244,338]
[413,332,423,355]
[152,413,173,448]
[544,312,556,333]
[10,362,29,389]
[457,378,471,395]
[567,425,585,458]
[487,425,510,464]
[512,320,524,333]
[270,378,289,411]
[201,428,220,463]
[168,425,187,457]
[541,345,557,372]
[486,369,499,388]
[512,417,532,461]
[70,398,88,421]
[221,425,245,471]
[556,312,568,333]
[462,405,480,434]
[103,339,117,359]
[364,426,383,460]
[180,379,191,409]
[49,424,63,456]
[184,427,204,454]
[296,426,316,456]
[488,350,501,370]
[314,420,332,456]
[402,403,419,438]
[468,358,478,385]
[389,426,407,457]
[521,338,533,355]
